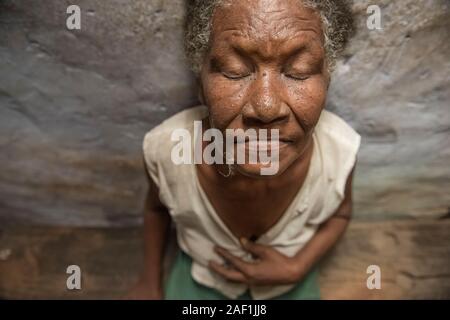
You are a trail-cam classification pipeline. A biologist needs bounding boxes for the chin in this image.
[233,160,289,178]
[232,147,298,178]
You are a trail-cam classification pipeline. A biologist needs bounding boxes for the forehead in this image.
[211,0,324,51]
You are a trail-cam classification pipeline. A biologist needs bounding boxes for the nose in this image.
[242,70,289,126]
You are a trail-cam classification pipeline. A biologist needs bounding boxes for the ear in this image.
[324,60,331,90]
[197,78,206,105]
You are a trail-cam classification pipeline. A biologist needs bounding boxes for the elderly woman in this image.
[128,0,360,300]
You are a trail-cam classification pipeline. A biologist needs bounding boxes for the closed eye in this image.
[285,73,310,81]
[222,72,251,80]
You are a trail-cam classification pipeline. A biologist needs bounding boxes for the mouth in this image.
[235,138,292,152]
[235,136,294,143]
[246,140,290,152]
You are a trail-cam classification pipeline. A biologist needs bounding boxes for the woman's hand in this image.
[123,280,163,300]
[208,238,302,286]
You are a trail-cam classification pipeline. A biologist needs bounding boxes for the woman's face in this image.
[200,0,329,178]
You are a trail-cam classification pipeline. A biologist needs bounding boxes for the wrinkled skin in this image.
[199,0,329,178]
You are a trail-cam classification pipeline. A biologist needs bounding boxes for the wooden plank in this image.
[318,219,450,299]
[0,219,449,299]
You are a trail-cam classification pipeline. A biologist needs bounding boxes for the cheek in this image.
[202,75,248,128]
[286,77,327,131]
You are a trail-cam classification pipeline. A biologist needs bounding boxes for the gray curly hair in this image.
[184,0,354,74]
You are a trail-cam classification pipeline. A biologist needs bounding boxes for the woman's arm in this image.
[124,163,171,299]
[289,164,354,281]
[209,165,355,286]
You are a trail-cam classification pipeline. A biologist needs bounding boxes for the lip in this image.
[241,140,291,152]
[237,137,293,143]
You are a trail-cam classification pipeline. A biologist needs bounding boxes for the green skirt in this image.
[164,250,321,300]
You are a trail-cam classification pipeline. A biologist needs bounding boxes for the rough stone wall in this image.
[0,0,449,226]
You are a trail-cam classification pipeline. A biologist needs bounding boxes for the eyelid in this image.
[284,73,310,81]
[283,60,320,81]
[210,57,251,80]
[222,71,251,80]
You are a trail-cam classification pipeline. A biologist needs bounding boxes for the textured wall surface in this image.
[0,0,449,226]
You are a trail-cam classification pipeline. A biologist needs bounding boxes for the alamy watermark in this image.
[66,264,81,290]
[367,5,382,30]
[366,265,382,290]
[66,5,81,30]
[171,121,281,176]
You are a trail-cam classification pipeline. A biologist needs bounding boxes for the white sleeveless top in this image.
[142,105,361,299]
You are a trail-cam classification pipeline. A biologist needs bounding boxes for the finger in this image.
[240,237,269,258]
[209,260,247,283]
[214,246,254,276]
